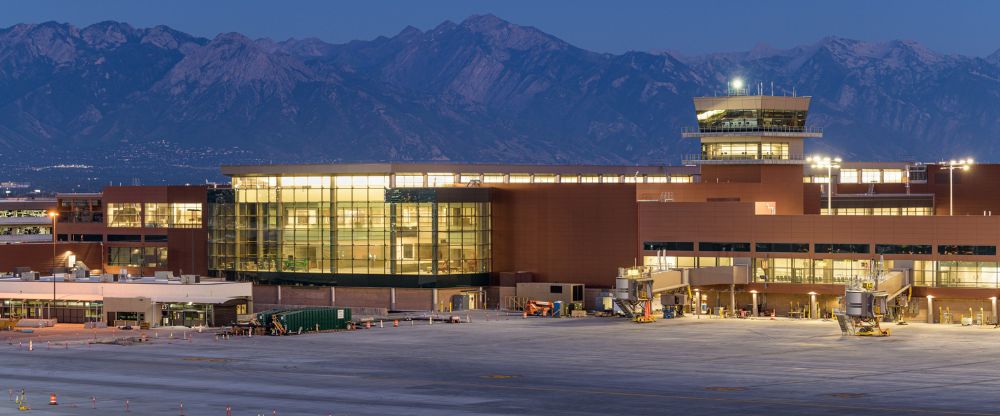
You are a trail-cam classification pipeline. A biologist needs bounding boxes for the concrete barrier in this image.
[16,318,56,327]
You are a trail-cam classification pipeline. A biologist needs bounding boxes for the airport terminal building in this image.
[205,86,1000,317]
[6,84,1000,318]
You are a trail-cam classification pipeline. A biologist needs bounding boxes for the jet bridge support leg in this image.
[729,284,736,318]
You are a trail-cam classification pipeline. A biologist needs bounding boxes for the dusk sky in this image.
[5,0,998,56]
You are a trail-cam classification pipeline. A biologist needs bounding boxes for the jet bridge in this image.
[613,266,688,322]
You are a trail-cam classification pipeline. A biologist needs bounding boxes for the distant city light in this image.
[731,78,744,90]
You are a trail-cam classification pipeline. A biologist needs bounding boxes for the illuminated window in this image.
[861,169,881,183]
[602,175,620,183]
[760,143,790,159]
[107,246,167,268]
[395,175,424,187]
[580,175,599,183]
[559,175,579,183]
[144,203,169,228]
[107,203,142,228]
[901,207,933,216]
[233,177,276,188]
[509,174,531,183]
[482,174,505,184]
[670,176,692,183]
[624,176,639,183]
[646,175,668,183]
[882,169,903,183]
[459,174,481,183]
[171,203,202,228]
[335,176,389,188]
[280,176,328,187]
[533,174,556,183]
[286,208,318,227]
[839,169,858,184]
[427,174,455,187]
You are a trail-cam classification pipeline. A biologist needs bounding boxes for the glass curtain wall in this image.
[107,203,142,227]
[279,177,331,273]
[334,176,389,274]
[753,258,893,284]
[229,175,490,277]
[914,261,1000,288]
[207,189,237,273]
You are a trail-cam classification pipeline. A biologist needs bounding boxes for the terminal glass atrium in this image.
[696,109,807,132]
[213,176,491,276]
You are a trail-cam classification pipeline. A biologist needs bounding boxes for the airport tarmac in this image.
[1,315,999,415]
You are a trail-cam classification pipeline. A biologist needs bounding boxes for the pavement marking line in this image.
[181,357,228,363]
[451,381,1000,416]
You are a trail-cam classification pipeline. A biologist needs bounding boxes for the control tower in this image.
[682,80,822,165]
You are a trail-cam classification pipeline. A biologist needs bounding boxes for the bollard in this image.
[467,313,471,323]
[379,320,383,329]
[180,401,184,415]
[9,388,13,401]
[49,392,57,405]
[429,316,433,325]
[28,340,32,351]
[92,396,96,409]
[226,405,232,416]
[47,341,50,350]
[125,399,129,412]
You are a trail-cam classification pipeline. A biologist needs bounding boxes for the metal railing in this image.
[682,126,824,134]
[683,154,807,164]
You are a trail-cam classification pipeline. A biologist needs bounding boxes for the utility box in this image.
[516,283,584,304]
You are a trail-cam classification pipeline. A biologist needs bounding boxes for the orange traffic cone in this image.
[49,393,57,405]
[393,320,399,327]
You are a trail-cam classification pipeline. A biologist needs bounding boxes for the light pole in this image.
[47,210,59,320]
[807,155,842,215]
[944,159,973,216]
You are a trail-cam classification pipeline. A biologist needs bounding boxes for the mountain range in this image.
[2,14,1000,190]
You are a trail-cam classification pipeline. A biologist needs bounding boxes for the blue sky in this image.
[4,0,997,56]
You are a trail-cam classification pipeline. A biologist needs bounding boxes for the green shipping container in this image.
[275,307,352,334]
